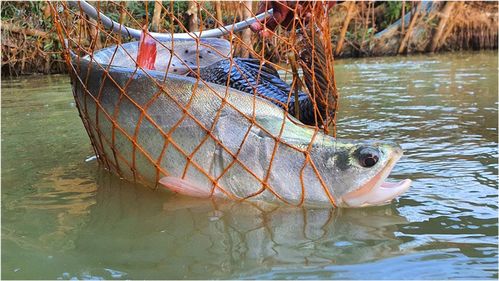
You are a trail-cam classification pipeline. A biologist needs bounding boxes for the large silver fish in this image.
[70,40,411,207]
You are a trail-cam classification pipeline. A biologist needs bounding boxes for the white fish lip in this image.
[340,156,412,208]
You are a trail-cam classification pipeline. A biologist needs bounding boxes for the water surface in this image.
[2,51,497,279]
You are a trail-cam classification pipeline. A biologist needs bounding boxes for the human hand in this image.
[249,1,337,37]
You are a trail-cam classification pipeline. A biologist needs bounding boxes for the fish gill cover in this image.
[50,1,410,207]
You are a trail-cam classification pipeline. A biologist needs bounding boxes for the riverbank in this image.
[1,1,497,76]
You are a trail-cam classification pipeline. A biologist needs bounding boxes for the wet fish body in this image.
[71,41,411,207]
[93,40,325,125]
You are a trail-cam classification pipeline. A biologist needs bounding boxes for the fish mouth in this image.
[340,155,412,208]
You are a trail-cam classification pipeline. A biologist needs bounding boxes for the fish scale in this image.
[88,40,325,126]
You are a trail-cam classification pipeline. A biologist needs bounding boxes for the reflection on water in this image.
[66,172,409,279]
[2,51,498,279]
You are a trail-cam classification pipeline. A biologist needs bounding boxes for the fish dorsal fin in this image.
[234,58,281,79]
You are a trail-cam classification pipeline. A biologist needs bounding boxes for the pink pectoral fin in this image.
[159,177,212,198]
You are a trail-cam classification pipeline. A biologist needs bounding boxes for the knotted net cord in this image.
[51,1,340,207]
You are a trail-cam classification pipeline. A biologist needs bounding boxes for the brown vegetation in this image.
[1,2,65,76]
[333,1,498,57]
[1,1,497,76]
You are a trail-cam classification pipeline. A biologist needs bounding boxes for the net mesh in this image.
[51,1,340,207]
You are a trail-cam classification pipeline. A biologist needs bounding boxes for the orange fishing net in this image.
[51,1,340,207]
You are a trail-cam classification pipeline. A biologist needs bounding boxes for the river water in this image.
[2,51,497,279]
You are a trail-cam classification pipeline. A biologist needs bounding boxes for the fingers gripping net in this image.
[51,1,339,207]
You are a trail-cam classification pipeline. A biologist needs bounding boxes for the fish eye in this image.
[358,147,379,168]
